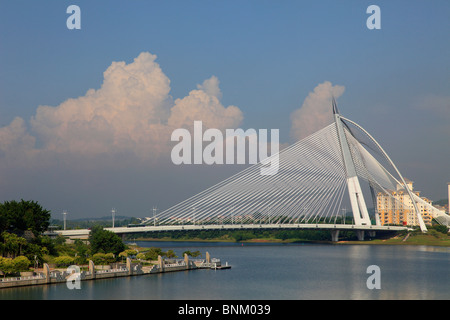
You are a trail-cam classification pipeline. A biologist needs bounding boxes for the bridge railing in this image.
[164,262,186,268]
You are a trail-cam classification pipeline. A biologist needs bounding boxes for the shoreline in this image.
[131,233,450,247]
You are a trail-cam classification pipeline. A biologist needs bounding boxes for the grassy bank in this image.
[130,229,331,244]
[351,231,450,246]
[131,228,450,247]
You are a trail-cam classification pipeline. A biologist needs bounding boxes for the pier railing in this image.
[0,274,45,282]
[95,267,128,274]
[164,261,186,268]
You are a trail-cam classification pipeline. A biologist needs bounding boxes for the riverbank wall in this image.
[0,252,222,289]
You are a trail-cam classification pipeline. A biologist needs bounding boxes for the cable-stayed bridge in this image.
[58,100,449,241]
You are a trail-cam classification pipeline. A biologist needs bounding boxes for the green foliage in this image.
[119,249,137,258]
[0,257,15,275]
[166,249,177,258]
[432,225,448,235]
[92,253,105,265]
[13,256,31,271]
[137,247,179,261]
[183,250,201,258]
[0,231,27,257]
[92,252,115,265]
[74,255,87,265]
[141,247,164,260]
[74,239,89,259]
[132,228,338,242]
[0,231,52,266]
[39,236,58,256]
[89,225,125,256]
[231,231,256,241]
[0,256,31,275]
[54,255,75,267]
[427,229,441,238]
[136,253,146,260]
[0,199,50,235]
[22,242,47,265]
[0,200,136,273]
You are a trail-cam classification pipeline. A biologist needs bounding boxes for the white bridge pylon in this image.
[143,100,427,233]
[333,99,371,227]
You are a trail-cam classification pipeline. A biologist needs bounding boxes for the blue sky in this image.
[0,1,449,219]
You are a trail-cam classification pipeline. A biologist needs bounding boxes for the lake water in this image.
[0,242,449,300]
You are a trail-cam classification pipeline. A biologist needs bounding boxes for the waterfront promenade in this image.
[0,252,223,289]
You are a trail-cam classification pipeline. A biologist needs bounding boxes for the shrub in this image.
[92,253,107,265]
[432,225,448,235]
[13,256,31,272]
[54,255,75,267]
[0,257,14,276]
[142,247,164,261]
[136,253,146,260]
[119,249,137,258]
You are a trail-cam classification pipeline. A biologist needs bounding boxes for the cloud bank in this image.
[0,52,345,170]
[0,52,244,166]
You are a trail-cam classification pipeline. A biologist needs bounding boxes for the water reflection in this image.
[416,245,450,253]
[0,243,448,300]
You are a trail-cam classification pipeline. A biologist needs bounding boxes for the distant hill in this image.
[433,199,448,206]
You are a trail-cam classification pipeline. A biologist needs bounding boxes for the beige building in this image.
[377,180,433,227]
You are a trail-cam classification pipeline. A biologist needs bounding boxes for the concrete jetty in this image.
[0,252,230,289]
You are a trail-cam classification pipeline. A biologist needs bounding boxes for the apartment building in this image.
[377,180,433,226]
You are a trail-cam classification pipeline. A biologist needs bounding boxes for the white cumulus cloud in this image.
[169,76,243,131]
[0,52,244,165]
[290,81,345,141]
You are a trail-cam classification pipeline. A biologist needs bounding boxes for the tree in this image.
[74,239,89,259]
[22,242,47,266]
[182,250,201,258]
[54,256,75,267]
[74,254,87,266]
[166,249,177,258]
[39,236,58,256]
[143,247,164,261]
[92,252,115,265]
[136,253,146,260]
[119,249,137,257]
[89,225,125,256]
[119,251,128,262]
[1,232,27,257]
[432,225,448,234]
[0,256,31,276]
[105,253,115,264]
[0,200,50,235]
[0,257,15,277]
[13,256,31,272]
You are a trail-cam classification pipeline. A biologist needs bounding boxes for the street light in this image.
[112,208,116,228]
[62,210,67,230]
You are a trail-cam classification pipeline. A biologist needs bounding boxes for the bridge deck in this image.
[57,223,408,238]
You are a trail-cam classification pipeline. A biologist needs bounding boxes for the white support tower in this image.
[153,206,157,227]
[333,99,371,226]
[339,114,427,232]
